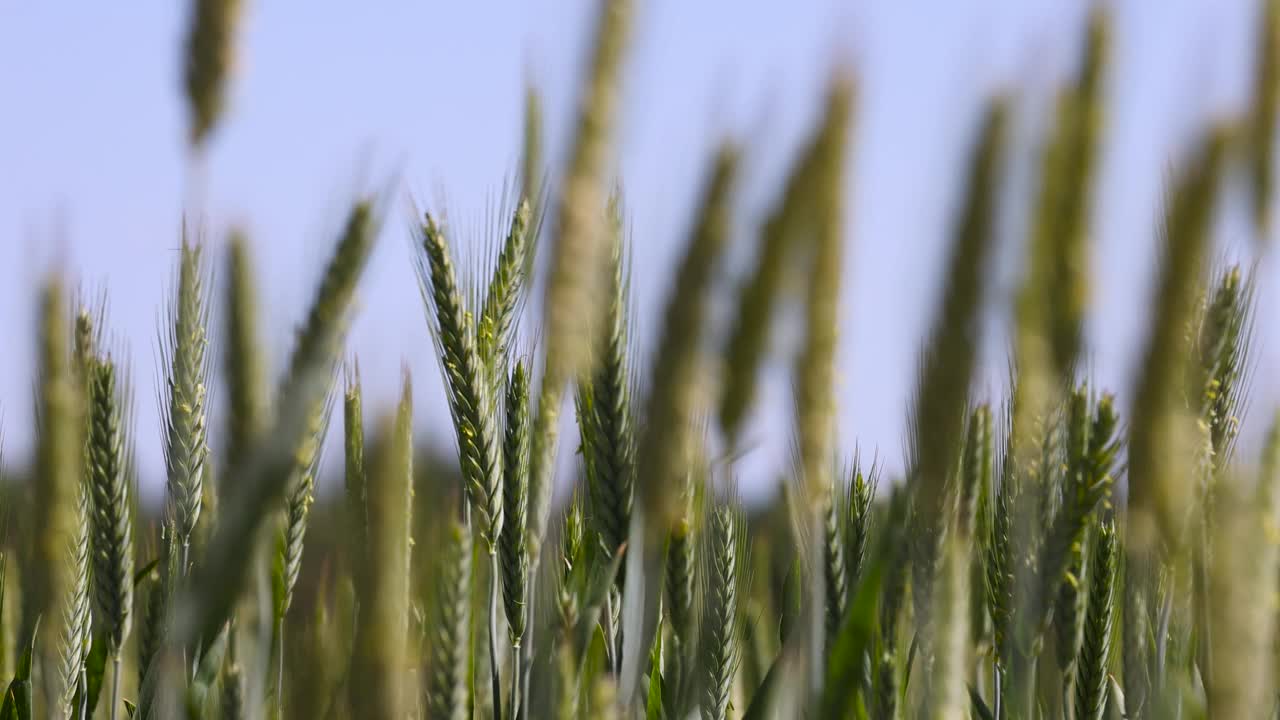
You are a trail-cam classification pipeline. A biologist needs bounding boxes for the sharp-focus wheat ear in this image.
[1034,389,1116,644]
[1250,0,1280,238]
[584,213,635,563]
[223,232,269,475]
[425,514,472,720]
[477,200,532,380]
[500,361,531,647]
[160,228,211,573]
[528,0,635,565]
[416,214,503,552]
[270,381,335,717]
[622,145,739,702]
[176,197,378,655]
[1075,519,1116,720]
[87,356,135,716]
[182,0,242,147]
[58,481,92,719]
[1195,265,1254,469]
[343,364,367,564]
[844,457,877,591]
[822,476,847,653]
[352,383,415,720]
[701,502,746,720]
[1127,127,1228,560]
[273,385,334,623]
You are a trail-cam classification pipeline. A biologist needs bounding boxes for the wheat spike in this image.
[343,366,368,564]
[425,516,472,720]
[500,361,531,646]
[529,0,635,564]
[1251,0,1280,237]
[583,213,635,562]
[353,382,415,720]
[160,229,211,570]
[86,355,135,720]
[223,232,269,474]
[822,482,847,650]
[623,146,739,703]
[32,277,85,719]
[58,481,92,719]
[175,197,378,655]
[417,214,504,552]
[701,502,745,720]
[1075,519,1116,720]
[477,200,533,380]
[182,0,242,146]
[1127,127,1227,559]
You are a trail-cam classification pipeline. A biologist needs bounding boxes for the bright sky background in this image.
[1,0,1276,504]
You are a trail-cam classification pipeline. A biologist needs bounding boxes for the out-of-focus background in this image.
[0,0,1274,503]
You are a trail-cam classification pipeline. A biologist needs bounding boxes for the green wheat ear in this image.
[924,530,971,720]
[583,205,635,563]
[87,357,135,685]
[477,199,532,381]
[822,472,847,652]
[1204,411,1280,717]
[1195,265,1254,469]
[352,380,415,720]
[499,360,530,647]
[343,364,367,564]
[1074,518,1117,720]
[425,514,472,720]
[1127,126,1228,559]
[176,197,378,655]
[160,227,211,571]
[31,276,85,712]
[623,145,739,704]
[1250,0,1280,238]
[528,0,635,567]
[701,501,746,720]
[522,82,544,209]
[273,385,334,621]
[416,213,503,552]
[58,480,92,719]
[223,232,269,474]
[844,457,878,590]
[183,0,243,146]
[907,101,1008,651]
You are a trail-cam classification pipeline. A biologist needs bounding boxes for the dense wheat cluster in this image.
[5,1,1280,719]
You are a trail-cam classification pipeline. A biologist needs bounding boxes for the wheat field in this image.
[3,1,1280,719]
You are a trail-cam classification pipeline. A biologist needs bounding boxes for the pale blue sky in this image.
[1,1,1275,503]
